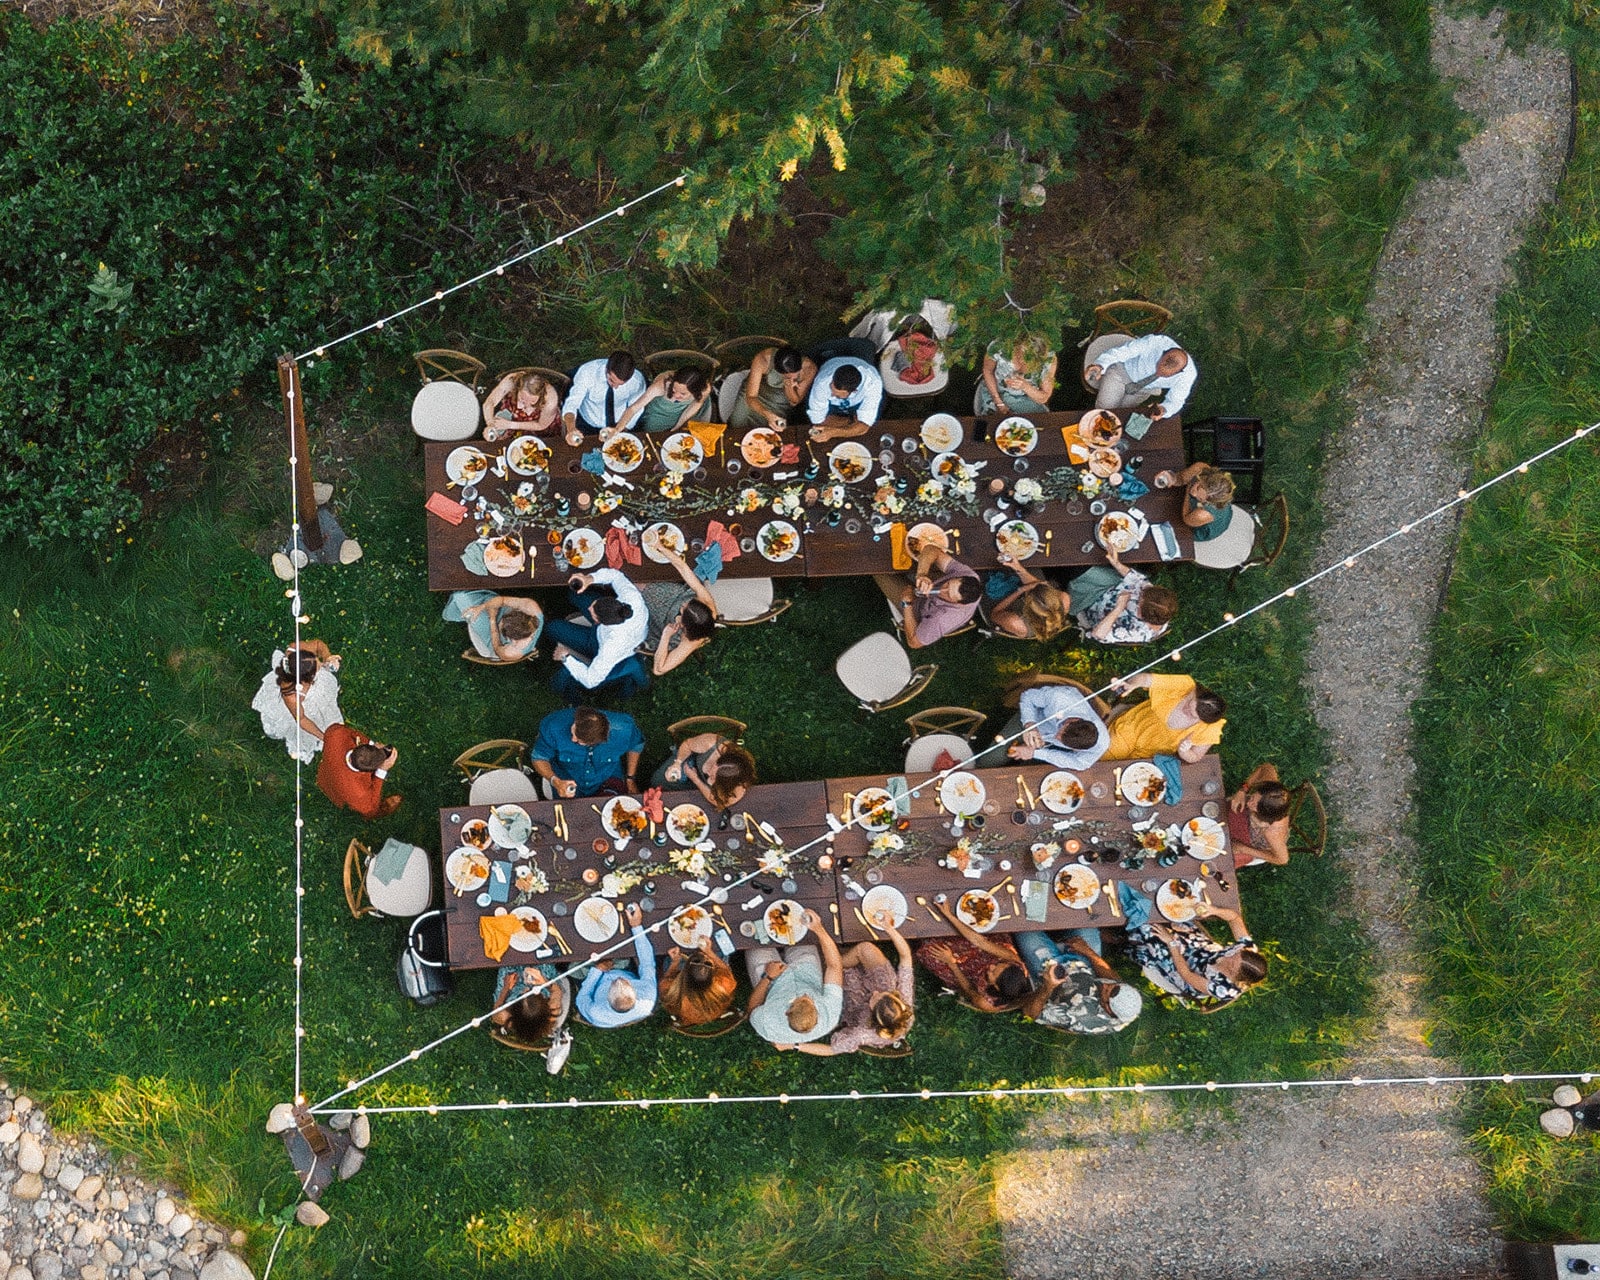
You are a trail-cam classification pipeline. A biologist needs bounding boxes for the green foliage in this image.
[0,8,500,548]
[1415,46,1600,1240]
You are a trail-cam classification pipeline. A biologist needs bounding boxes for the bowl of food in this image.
[993,417,1038,456]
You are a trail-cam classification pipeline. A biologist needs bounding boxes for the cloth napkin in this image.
[370,838,415,886]
[1152,754,1183,805]
[694,543,724,584]
[686,419,726,456]
[1114,473,1150,501]
[460,541,489,576]
[604,526,642,569]
[896,332,939,384]
[580,449,607,476]
[780,444,801,464]
[480,912,524,962]
[889,522,912,571]
[425,492,466,525]
[1124,413,1154,440]
[886,775,912,816]
[642,787,666,824]
[703,520,741,560]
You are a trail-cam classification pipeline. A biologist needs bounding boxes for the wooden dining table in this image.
[423,408,1194,591]
[438,757,1240,972]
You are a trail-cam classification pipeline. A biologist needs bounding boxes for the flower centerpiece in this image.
[600,868,642,899]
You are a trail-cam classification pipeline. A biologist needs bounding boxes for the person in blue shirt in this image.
[561,350,647,445]
[575,903,656,1028]
[528,706,645,798]
[806,356,883,442]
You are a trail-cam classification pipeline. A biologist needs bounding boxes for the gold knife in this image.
[1112,767,1124,806]
[854,906,881,941]
[1106,884,1122,920]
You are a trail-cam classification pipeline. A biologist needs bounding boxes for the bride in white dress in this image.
[252,640,344,763]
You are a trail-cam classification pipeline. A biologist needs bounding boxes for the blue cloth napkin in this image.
[1153,753,1183,805]
[886,775,912,816]
[371,838,415,886]
[460,541,488,575]
[984,567,1022,601]
[1113,473,1150,501]
[694,543,724,583]
[1116,880,1154,929]
[580,449,607,476]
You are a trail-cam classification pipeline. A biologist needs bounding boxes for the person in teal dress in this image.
[1153,462,1235,542]
[442,591,543,661]
[975,334,1057,417]
[611,368,711,435]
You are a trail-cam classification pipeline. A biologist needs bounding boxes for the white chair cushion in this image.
[717,368,749,424]
[1082,333,1130,374]
[904,732,972,774]
[366,844,433,918]
[709,576,775,621]
[469,768,540,805]
[411,381,482,442]
[1191,508,1258,570]
[836,632,913,703]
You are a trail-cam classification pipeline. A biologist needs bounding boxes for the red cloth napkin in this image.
[932,749,961,772]
[425,492,466,525]
[642,787,666,824]
[780,444,801,464]
[897,332,939,385]
[605,526,642,568]
[703,520,741,561]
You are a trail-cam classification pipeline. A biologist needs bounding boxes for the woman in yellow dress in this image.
[1104,672,1226,761]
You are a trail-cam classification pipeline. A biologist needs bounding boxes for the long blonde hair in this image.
[1012,334,1052,378]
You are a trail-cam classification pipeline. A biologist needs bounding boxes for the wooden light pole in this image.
[277,352,324,552]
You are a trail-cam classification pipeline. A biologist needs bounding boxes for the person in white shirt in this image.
[561,351,646,445]
[544,568,649,692]
[974,681,1110,771]
[1084,333,1196,420]
[806,356,883,441]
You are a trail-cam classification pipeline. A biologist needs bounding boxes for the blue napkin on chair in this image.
[371,837,415,886]
[1153,754,1183,805]
[694,543,724,584]
[580,449,607,476]
[460,541,488,575]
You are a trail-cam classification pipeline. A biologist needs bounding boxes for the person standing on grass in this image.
[316,725,401,818]
[252,639,342,763]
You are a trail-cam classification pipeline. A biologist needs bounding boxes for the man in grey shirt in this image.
[746,910,844,1046]
[974,681,1110,770]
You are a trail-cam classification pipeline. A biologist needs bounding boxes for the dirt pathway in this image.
[994,12,1572,1278]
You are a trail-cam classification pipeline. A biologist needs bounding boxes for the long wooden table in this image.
[439,757,1240,971]
[424,409,1194,589]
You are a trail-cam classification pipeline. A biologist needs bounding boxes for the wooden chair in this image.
[667,1007,749,1039]
[859,1039,913,1059]
[1082,300,1173,347]
[492,365,570,395]
[644,348,721,381]
[344,838,433,919]
[905,706,987,743]
[667,715,747,744]
[343,839,375,918]
[712,335,788,363]
[886,596,976,643]
[1184,416,1266,506]
[461,646,533,667]
[1000,673,1113,721]
[414,348,486,390]
[1230,493,1289,589]
[836,633,938,713]
[488,1024,554,1054]
[452,738,529,784]
[1287,781,1327,857]
[709,577,792,627]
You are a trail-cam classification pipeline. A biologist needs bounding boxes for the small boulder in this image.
[263,1105,295,1136]
[350,1115,370,1150]
[153,1198,176,1227]
[337,1147,364,1181]
[0,1120,20,1144]
[55,1166,84,1194]
[80,1266,106,1280]
[197,1251,255,1280]
[16,1134,45,1175]
[13,1173,44,1201]
[293,1202,328,1229]
[327,1112,352,1132]
[167,1212,193,1239]
[13,1096,33,1116]
[75,1176,104,1205]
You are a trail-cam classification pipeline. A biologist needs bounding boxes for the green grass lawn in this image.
[1414,42,1600,1244]
[0,9,1468,1275]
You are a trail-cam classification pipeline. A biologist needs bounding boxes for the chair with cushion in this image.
[1001,673,1112,721]
[344,838,433,920]
[461,646,533,667]
[667,1007,749,1039]
[859,1039,914,1059]
[1079,300,1174,395]
[1229,492,1289,588]
[716,368,751,425]
[667,714,748,744]
[887,596,976,643]
[836,632,937,713]
[903,706,986,773]
[470,768,541,805]
[1191,506,1259,573]
[411,349,487,444]
[709,577,792,627]
[452,738,529,784]
[1287,781,1327,857]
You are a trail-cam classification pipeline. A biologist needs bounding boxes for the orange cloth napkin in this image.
[780,444,801,464]
[425,492,466,525]
[480,913,524,962]
[889,522,912,571]
[605,526,643,569]
[642,787,666,824]
[686,419,726,456]
[703,520,741,561]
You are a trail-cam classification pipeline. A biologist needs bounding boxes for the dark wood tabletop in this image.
[439,758,1240,970]
[424,408,1194,590]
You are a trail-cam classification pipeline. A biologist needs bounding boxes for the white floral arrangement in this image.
[594,490,622,514]
[1078,473,1103,497]
[820,482,846,508]
[669,848,709,877]
[917,479,945,504]
[771,487,804,518]
[659,473,683,500]
[756,846,793,874]
[868,832,904,855]
[738,487,765,513]
[872,485,906,516]
[1014,478,1044,504]
[600,869,642,899]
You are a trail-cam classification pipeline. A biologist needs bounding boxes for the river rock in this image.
[3,1266,27,1280]
[337,1147,363,1180]
[153,1198,175,1227]
[293,1202,328,1229]
[40,1149,60,1180]
[0,1121,20,1144]
[167,1212,193,1238]
[13,1173,44,1201]
[54,1166,83,1194]
[80,1266,105,1280]
[75,1176,103,1204]
[327,1112,352,1131]
[30,1257,59,1280]
[102,1241,123,1264]
[197,1251,255,1280]
[350,1115,370,1149]
[263,1105,295,1136]
[16,1135,45,1175]
[13,1097,33,1117]
[228,1231,247,1248]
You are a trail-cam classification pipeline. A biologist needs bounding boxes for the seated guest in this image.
[652,732,756,812]
[491,962,572,1073]
[1229,763,1293,868]
[748,910,844,1046]
[806,356,883,442]
[441,591,543,662]
[976,334,1057,417]
[544,569,649,696]
[316,725,400,818]
[973,676,1109,771]
[529,705,644,798]
[1155,462,1237,544]
[252,639,342,763]
[874,542,981,650]
[561,350,646,445]
[610,368,711,436]
[1104,672,1226,763]
[659,941,739,1028]
[1013,929,1142,1034]
[987,554,1070,640]
[916,902,1031,1013]
[639,548,719,676]
[1085,333,1196,420]
[481,370,559,440]
[1118,885,1266,1008]
[794,917,914,1056]
[576,903,656,1028]
[728,345,817,432]
[1067,550,1178,646]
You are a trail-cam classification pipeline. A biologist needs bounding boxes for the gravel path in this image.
[995,11,1572,1279]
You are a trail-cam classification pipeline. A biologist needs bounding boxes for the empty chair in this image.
[836,632,937,713]
[903,706,986,773]
[344,838,433,919]
[411,348,486,443]
[1183,416,1266,505]
[1287,781,1327,857]
[452,738,529,784]
[469,768,541,805]
[716,368,751,424]
[708,577,792,626]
